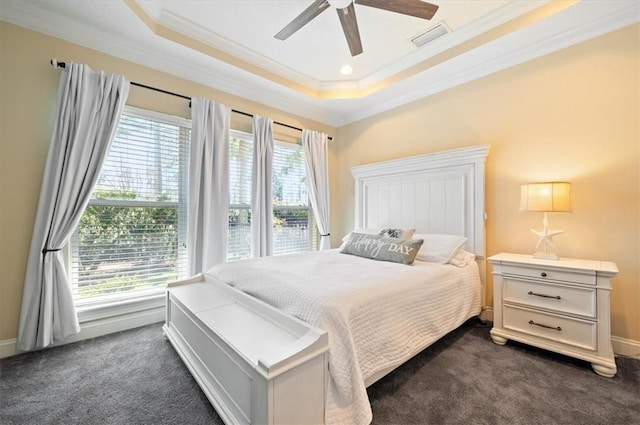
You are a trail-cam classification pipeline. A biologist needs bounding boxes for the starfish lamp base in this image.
[530,212,563,261]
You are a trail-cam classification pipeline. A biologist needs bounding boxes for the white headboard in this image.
[350,145,490,258]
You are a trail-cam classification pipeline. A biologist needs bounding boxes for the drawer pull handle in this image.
[528,320,561,332]
[540,272,547,277]
[527,291,561,300]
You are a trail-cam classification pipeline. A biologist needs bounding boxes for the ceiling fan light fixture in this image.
[276,0,441,56]
[328,0,353,9]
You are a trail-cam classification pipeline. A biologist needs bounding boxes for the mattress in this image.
[205,249,481,425]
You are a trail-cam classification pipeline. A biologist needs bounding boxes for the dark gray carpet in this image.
[368,322,639,425]
[1,321,638,425]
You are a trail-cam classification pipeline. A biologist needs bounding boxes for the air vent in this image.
[411,22,450,47]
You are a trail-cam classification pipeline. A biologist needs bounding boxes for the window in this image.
[227,131,316,260]
[70,107,190,310]
[228,134,253,260]
[272,141,316,255]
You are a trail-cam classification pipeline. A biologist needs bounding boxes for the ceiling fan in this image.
[275,0,440,57]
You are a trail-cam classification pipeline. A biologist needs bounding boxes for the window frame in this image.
[271,139,317,255]
[67,106,191,323]
[66,109,318,322]
[226,130,317,261]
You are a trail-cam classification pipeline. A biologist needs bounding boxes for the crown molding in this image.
[140,0,552,95]
[127,0,558,96]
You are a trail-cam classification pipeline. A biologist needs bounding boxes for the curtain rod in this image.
[50,59,332,140]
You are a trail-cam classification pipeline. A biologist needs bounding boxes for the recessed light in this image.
[340,65,353,75]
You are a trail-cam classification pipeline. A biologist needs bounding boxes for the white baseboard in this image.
[480,307,640,359]
[0,306,164,360]
[611,336,640,360]
[0,338,17,360]
[479,307,494,323]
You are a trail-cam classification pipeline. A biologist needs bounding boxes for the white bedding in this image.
[205,249,481,425]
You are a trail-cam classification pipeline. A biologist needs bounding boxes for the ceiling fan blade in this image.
[356,0,439,20]
[275,0,331,40]
[337,3,363,56]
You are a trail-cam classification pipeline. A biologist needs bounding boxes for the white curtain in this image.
[303,130,331,250]
[187,98,230,275]
[17,63,130,351]
[251,115,274,258]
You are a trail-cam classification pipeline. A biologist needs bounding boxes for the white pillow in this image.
[412,233,467,264]
[448,249,476,267]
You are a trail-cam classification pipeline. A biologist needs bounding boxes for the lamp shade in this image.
[519,182,572,212]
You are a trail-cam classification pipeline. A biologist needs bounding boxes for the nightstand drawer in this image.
[503,305,597,351]
[502,264,596,285]
[503,279,596,318]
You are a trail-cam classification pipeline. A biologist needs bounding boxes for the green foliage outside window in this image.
[76,189,180,298]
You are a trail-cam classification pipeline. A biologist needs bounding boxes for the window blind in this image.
[71,109,190,303]
[272,141,315,255]
[228,134,254,261]
[226,132,316,261]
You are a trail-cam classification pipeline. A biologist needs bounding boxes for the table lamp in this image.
[519,182,572,260]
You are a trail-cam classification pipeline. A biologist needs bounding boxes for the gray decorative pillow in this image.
[340,232,424,265]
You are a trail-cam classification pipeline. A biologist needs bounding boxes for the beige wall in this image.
[334,24,640,342]
[0,22,336,341]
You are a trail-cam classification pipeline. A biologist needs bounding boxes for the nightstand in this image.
[488,253,618,377]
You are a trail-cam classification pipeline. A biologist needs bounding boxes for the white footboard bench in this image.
[163,274,329,425]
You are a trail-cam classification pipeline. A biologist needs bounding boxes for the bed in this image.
[163,145,490,425]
